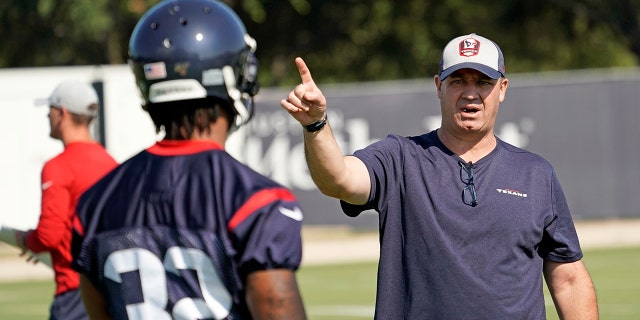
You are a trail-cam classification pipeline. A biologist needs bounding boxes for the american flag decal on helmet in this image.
[143,62,167,80]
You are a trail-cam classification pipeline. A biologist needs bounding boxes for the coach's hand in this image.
[14,230,40,265]
[14,230,28,251]
[280,57,327,126]
[20,250,41,265]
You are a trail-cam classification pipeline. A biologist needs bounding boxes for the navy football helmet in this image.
[128,0,259,130]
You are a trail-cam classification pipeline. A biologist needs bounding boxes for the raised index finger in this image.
[295,57,316,88]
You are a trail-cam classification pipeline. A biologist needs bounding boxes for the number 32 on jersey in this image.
[105,246,232,319]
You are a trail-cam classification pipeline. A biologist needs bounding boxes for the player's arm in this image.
[543,259,598,319]
[245,269,307,319]
[280,57,370,205]
[26,164,72,252]
[79,274,111,320]
[1,227,52,267]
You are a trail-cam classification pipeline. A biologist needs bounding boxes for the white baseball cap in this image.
[35,80,99,116]
[438,33,505,80]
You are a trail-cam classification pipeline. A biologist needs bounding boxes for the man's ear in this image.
[499,78,508,102]
[434,75,443,98]
[58,107,70,117]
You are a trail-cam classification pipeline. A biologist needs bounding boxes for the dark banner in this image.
[236,70,640,228]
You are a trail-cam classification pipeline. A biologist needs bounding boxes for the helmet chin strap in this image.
[222,65,250,130]
[244,34,257,52]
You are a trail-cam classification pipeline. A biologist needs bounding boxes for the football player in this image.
[71,1,307,319]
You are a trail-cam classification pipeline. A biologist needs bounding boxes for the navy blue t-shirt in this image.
[342,130,582,319]
[72,140,303,319]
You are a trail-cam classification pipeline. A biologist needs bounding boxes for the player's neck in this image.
[189,122,229,148]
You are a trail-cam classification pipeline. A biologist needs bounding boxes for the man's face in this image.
[48,106,63,139]
[435,68,508,137]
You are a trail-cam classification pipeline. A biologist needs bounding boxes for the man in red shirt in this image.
[15,80,117,320]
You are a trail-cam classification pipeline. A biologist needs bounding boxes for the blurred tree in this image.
[0,0,638,86]
[550,0,640,64]
[235,0,638,85]
[0,0,159,67]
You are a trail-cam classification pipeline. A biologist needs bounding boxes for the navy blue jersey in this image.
[72,140,303,319]
[342,130,582,319]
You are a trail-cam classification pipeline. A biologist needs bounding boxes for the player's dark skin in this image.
[246,269,307,319]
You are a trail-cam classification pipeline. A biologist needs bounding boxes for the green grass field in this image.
[0,246,638,319]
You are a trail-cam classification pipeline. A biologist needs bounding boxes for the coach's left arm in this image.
[543,259,598,319]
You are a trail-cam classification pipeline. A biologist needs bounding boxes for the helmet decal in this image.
[143,62,167,80]
[202,69,225,87]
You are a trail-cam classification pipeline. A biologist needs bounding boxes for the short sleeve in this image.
[228,189,303,279]
[341,134,404,217]
[538,170,583,262]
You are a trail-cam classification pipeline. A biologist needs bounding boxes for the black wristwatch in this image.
[304,114,328,132]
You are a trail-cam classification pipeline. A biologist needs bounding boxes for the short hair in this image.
[69,103,98,126]
[148,98,235,140]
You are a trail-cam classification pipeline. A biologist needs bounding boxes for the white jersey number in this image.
[104,247,232,319]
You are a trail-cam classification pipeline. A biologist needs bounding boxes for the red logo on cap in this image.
[459,38,480,57]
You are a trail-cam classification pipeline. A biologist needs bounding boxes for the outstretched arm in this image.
[280,57,370,205]
[9,229,52,267]
[543,259,598,319]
